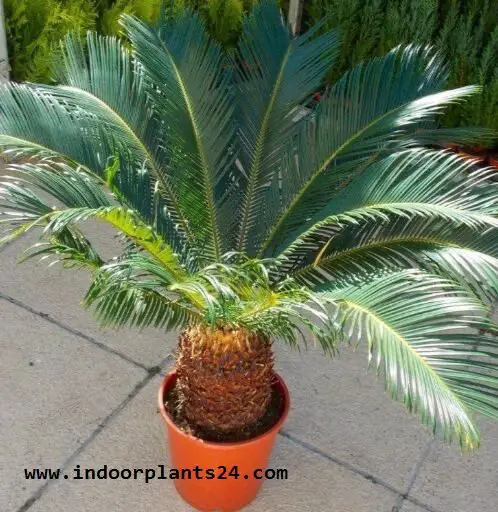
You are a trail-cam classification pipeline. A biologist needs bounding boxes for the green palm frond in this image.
[48,207,186,278]
[235,1,340,254]
[320,270,498,451]
[422,246,498,302]
[0,83,107,168]
[21,228,105,270]
[0,83,191,261]
[54,33,157,156]
[0,160,110,244]
[279,149,498,277]
[123,10,235,260]
[52,32,194,254]
[0,160,186,279]
[257,46,482,257]
[292,230,498,304]
[85,264,202,330]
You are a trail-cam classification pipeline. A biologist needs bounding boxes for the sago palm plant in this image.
[1,1,498,448]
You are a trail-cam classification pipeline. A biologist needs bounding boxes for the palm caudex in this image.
[1,2,498,447]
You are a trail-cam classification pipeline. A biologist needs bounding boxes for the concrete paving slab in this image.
[28,375,191,512]
[0,299,146,512]
[274,343,432,492]
[246,436,398,511]
[400,501,429,512]
[28,374,398,512]
[0,229,178,368]
[409,418,498,512]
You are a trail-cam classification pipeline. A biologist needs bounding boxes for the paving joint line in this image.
[15,355,173,512]
[0,291,151,373]
[402,494,441,512]
[392,440,434,512]
[279,429,403,495]
[280,430,440,512]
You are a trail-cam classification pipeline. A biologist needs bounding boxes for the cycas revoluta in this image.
[1,1,498,447]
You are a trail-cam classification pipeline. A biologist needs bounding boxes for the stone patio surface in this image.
[1,178,498,512]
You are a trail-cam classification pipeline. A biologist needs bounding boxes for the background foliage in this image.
[303,0,498,133]
[4,0,96,83]
[3,0,252,83]
[3,0,498,134]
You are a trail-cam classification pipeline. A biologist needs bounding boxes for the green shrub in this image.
[204,0,245,47]
[98,0,163,37]
[3,0,253,83]
[304,0,498,134]
[4,0,96,82]
[438,0,498,130]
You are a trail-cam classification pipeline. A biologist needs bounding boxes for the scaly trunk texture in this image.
[176,326,274,433]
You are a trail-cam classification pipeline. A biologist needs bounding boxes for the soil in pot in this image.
[164,377,284,442]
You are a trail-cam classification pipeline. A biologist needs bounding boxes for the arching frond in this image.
[0,83,107,169]
[0,160,186,279]
[258,46,481,257]
[51,32,194,252]
[123,11,235,261]
[291,225,498,304]
[279,149,498,273]
[320,270,498,451]
[20,229,105,270]
[234,0,340,254]
[85,268,201,330]
[0,83,191,261]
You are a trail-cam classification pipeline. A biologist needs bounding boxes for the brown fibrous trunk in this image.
[175,326,274,434]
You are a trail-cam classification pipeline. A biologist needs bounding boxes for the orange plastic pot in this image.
[158,371,290,512]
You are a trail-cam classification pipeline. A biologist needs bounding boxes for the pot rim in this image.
[157,370,290,448]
